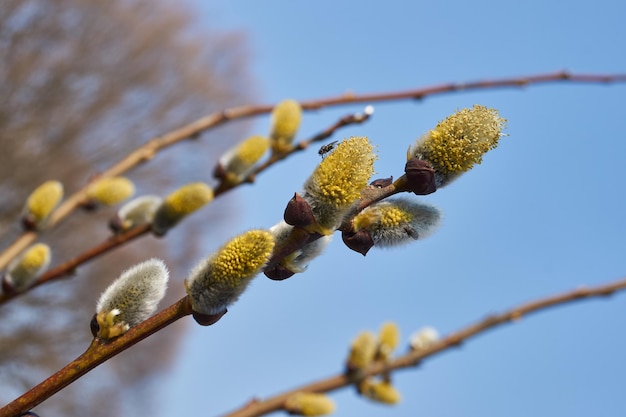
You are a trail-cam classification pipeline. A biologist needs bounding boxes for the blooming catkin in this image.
[270,99,302,153]
[2,243,51,293]
[23,180,63,229]
[408,105,506,187]
[303,137,376,234]
[185,230,275,316]
[352,198,441,247]
[93,258,169,340]
[151,182,214,236]
[86,176,135,206]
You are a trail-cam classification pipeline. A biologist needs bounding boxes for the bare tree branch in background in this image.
[0,1,254,416]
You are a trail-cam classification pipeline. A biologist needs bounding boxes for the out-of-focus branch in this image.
[222,276,626,417]
[0,296,192,417]
[0,109,371,305]
[2,71,624,270]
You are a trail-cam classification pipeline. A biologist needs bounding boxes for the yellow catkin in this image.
[284,392,336,417]
[185,230,275,315]
[410,105,506,175]
[360,380,401,405]
[270,99,302,153]
[151,182,214,235]
[304,137,376,233]
[220,135,270,183]
[352,198,441,248]
[348,331,377,369]
[5,243,52,292]
[26,180,63,222]
[87,177,135,206]
[378,322,400,359]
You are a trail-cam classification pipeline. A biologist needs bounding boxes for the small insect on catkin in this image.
[22,180,64,230]
[151,182,214,236]
[269,99,302,154]
[407,105,506,188]
[85,176,135,207]
[92,258,169,340]
[2,243,51,294]
[185,230,275,325]
[284,392,336,417]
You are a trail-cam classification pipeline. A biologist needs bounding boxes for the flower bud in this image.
[92,258,169,340]
[407,105,506,188]
[109,195,162,233]
[284,392,336,417]
[351,198,441,248]
[85,177,135,208]
[2,243,51,293]
[303,137,376,234]
[214,135,269,184]
[359,379,401,405]
[346,331,377,372]
[185,230,275,323]
[409,326,439,351]
[403,158,436,195]
[284,192,317,228]
[270,99,302,154]
[341,229,374,256]
[22,181,63,230]
[151,182,214,236]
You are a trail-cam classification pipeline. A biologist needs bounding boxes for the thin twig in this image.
[0,296,193,417]
[222,276,626,417]
[1,71,624,270]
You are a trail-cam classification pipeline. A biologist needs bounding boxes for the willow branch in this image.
[222,276,626,417]
[2,71,624,270]
[0,109,370,306]
[0,296,192,417]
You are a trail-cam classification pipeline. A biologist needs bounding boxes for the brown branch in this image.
[222,276,626,417]
[0,296,193,417]
[0,108,371,306]
[2,71,624,270]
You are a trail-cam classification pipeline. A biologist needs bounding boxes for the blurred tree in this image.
[0,0,254,416]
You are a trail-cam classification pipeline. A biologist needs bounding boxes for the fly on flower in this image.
[318,140,338,158]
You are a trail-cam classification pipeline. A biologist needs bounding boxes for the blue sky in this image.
[159,1,626,417]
